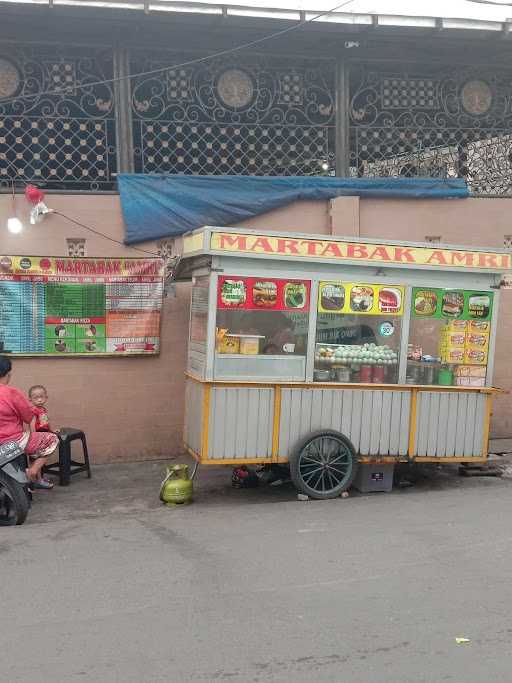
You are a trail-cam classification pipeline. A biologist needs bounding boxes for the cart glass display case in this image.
[408,287,493,386]
[214,276,310,381]
[314,282,403,383]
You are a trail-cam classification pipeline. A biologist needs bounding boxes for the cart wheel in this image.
[290,430,358,500]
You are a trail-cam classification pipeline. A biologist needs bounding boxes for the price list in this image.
[0,281,45,353]
[0,256,163,356]
[46,283,106,318]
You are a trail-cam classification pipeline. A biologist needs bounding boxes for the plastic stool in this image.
[45,428,92,486]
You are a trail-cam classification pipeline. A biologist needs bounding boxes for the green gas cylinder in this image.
[160,464,193,506]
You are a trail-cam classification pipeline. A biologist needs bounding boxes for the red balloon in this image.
[25,184,45,205]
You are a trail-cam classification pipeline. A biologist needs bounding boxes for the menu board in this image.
[412,288,493,320]
[0,256,164,356]
[318,282,404,316]
[217,276,310,311]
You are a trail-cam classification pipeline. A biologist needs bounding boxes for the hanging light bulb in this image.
[7,217,23,234]
[321,162,329,172]
[7,179,23,234]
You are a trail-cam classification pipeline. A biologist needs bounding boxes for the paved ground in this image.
[4,458,512,682]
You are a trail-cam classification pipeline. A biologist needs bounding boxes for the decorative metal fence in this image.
[0,44,116,191]
[349,64,512,195]
[1,44,512,196]
[130,53,335,177]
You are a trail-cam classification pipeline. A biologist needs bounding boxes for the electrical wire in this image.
[0,0,357,106]
[464,0,512,6]
[51,210,161,257]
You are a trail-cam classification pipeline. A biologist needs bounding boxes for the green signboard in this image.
[412,288,493,321]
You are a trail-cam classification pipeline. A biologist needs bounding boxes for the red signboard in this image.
[217,276,310,312]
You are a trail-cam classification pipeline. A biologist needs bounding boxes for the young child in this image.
[29,385,52,432]
[28,385,58,490]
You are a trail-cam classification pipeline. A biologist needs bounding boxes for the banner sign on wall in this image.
[0,256,164,356]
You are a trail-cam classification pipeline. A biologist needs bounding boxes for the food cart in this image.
[179,226,511,499]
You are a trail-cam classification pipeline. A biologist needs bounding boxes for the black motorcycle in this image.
[0,441,30,525]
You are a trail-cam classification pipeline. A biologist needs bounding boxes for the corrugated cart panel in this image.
[472,396,487,456]
[379,391,393,455]
[279,388,411,459]
[436,393,450,457]
[397,394,411,457]
[413,391,488,458]
[414,392,431,456]
[184,379,204,456]
[359,391,374,455]
[350,390,364,451]
[369,391,383,455]
[207,386,274,460]
[445,393,460,457]
[463,393,478,457]
[340,390,352,439]
[454,394,469,455]
[426,393,441,457]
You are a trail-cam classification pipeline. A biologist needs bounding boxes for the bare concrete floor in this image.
[4,457,512,682]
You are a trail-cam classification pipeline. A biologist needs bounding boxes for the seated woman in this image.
[0,356,59,489]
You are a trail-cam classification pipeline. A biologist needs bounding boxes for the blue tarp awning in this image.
[117,174,469,245]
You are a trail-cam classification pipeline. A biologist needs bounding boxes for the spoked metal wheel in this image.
[290,430,358,500]
[0,471,29,526]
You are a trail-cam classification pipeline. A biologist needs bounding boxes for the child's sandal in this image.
[31,478,54,490]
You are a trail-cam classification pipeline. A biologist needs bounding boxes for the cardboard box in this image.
[465,333,489,348]
[443,348,465,363]
[464,348,488,365]
[239,336,260,355]
[455,365,487,378]
[468,320,490,333]
[455,377,469,386]
[445,333,466,347]
[217,335,240,354]
[446,320,468,332]
[468,377,486,387]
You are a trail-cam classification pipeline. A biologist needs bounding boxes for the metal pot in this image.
[314,369,331,382]
[422,364,436,385]
[334,367,351,383]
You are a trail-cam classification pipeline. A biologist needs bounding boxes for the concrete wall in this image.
[1,192,511,462]
[0,194,190,463]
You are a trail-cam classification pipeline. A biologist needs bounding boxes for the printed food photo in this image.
[378,287,402,314]
[414,290,438,316]
[320,283,345,311]
[441,291,464,317]
[221,279,247,307]
[284,282,306,309]
[253,281,277,307]
[350,286,374,312]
